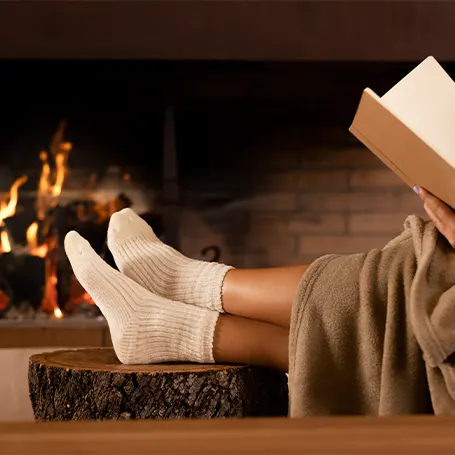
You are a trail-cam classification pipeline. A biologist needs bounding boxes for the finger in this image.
[423,202,444,230]
[419,188,455,224]
[423,200,455,247]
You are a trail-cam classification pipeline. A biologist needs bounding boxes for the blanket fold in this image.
[288,215,455,416]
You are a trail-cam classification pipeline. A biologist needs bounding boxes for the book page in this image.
[381,56,455,169]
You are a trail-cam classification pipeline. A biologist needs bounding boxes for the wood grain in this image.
[28,348,289,420]
[0,323,111,348]
[1,415,455,454]
[0,1,455,61]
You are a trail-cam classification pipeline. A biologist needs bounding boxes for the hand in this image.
[415,186,455,247]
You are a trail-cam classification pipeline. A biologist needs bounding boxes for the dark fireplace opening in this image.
[0,59,450,321]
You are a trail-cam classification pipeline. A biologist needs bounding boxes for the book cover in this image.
[349,56,455,210]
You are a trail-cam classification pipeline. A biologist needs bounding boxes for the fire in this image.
[40,235,60,315]
[26,221,48,258]
[0,175,28,222]
[31,122,72,317]
[52,145,70,197]
[1,121,125,319]
[26,222,38,249]
[0,290,9,311]
[36,121,72,221]
[0,231,11,253]
[0,175,28,253]
[0,122,71,317]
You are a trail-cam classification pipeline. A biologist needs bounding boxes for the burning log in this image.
[0,123,69,318]
[0,175,28,254]
[0,267,13,318]
[28,348,289,420]
[0,251,45,315]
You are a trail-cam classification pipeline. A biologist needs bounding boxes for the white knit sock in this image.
[64,230,218,365]
[107,208,233,312]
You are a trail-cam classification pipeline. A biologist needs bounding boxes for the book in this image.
[349,56,455,210]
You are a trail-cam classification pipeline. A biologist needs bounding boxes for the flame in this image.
[0,176,27,253]
[33,123,72,316]
[0,231,11,253]
[0,290,9,311]
[0,175,28,224]
[30,244,48,258]
[36,149,71,220]
[51,152,67,197]
[66,274,96,309]
[36,122,72,221]
[39,233,60,315]
[26,222,38,249]
[83,293,95,305]
[26,221,48,257]
[0,122,74,318]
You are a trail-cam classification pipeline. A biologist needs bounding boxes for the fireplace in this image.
[2,0,455,421]
[0,0,454,327]
[1,57,450,324]
[0,56,453,322]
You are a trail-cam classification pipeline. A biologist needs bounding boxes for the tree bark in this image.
[28,348,288,420]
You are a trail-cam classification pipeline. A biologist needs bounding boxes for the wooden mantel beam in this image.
[0,1,454,61]
[2,415,455,454]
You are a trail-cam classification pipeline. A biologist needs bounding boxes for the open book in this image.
[349,56,455,209]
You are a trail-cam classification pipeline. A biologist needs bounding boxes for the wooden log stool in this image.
[28,348,289,420]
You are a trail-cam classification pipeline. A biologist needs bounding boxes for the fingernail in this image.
[413,186,421,194]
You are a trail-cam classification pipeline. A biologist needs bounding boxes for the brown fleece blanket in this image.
[288,215,455,416]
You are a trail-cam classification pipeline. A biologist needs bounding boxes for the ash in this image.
[1,300,102,321]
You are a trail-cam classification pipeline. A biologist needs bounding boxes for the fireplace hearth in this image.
[3,1,455,422]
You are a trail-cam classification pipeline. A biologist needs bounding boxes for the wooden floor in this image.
[2,415,455,454]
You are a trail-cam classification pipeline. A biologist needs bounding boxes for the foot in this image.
[107,208,233,312]
[64,230,218,365]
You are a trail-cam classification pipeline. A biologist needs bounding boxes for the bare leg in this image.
[65,230,289,369]
[221,265,310,328]
[213,314,289,372]
[106,209,310,328]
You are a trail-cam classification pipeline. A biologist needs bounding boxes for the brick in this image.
[290,213,346,233]
[349,169,406,190]
[348,213,407,234]
[298,192,402,213]
[295,254,321,264]
[297,170,348,191]
[180,210,219,238]
[252,147,299,171]
[298,235,394,256]
[248,193,297,211]
[229,253,270,268]
[399,192,427,214]
[183,172,251,194]
[180,207,249,237]
[253,171,299,192]
[245,234,298,267]
[180,234,231,263]
[301,146,383,169]
[250,212,346,234]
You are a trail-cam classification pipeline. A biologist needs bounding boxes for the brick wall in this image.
[179,126,426,268]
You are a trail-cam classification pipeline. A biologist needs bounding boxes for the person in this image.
[415,186,455,248]
[64,187,455,417]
